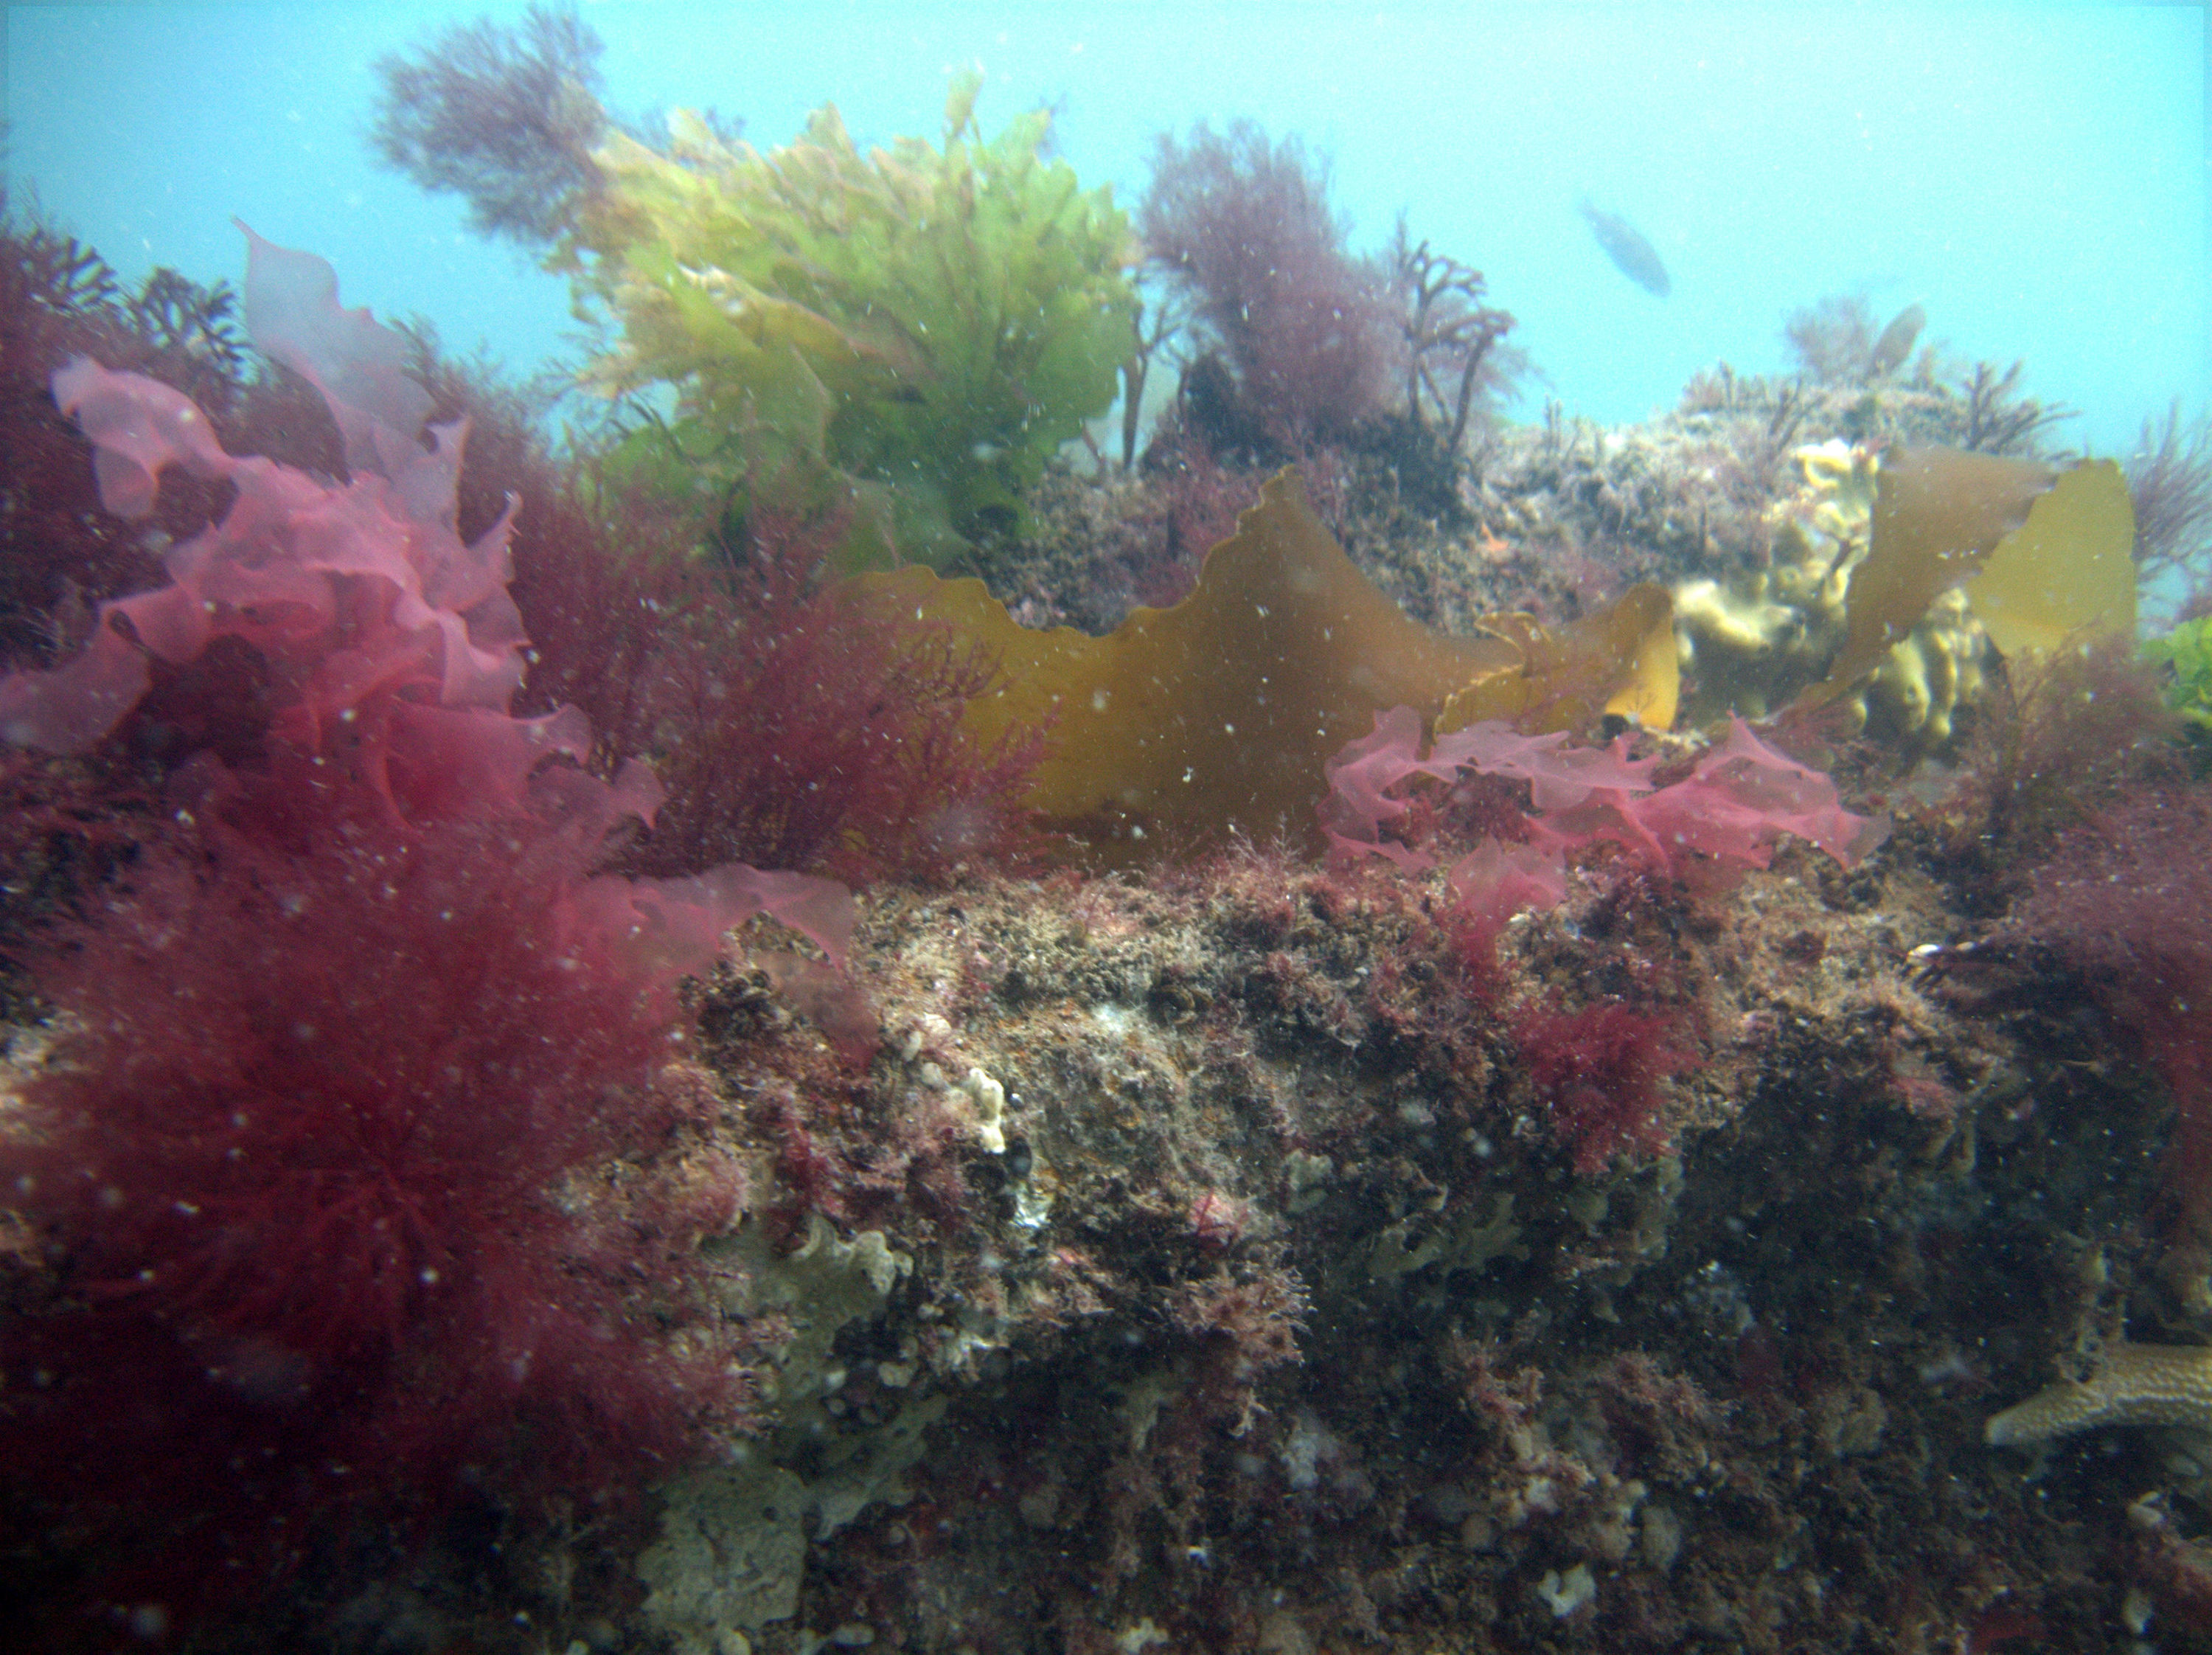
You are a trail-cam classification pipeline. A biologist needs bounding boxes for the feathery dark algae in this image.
[3,7,2209,1651]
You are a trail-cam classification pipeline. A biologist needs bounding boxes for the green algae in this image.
[571,72,1138,569]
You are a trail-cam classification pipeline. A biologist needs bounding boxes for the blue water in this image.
[6,2,2205,457]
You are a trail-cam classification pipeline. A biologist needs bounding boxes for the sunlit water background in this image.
[5,2,2206,461]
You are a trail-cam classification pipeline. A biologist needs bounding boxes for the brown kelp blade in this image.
[1439,585,1680,738]
[848,469,1677,858]
[1968,459,2135,657]
[1798,446,2136,713]
[1809,445,2051,707]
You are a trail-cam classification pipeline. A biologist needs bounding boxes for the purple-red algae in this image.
[0,228,855,1643]
[2016,783,2212,1227]
[1514,999,1692,1175]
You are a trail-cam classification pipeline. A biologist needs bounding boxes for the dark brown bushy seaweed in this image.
[369,1,613,247]
[2129,400,2212,623]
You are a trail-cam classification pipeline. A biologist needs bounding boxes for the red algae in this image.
[1515,999,1692,1174]
[0,227,849,1642]
[5,107,2207,1651]
[2018,784,2212,1226]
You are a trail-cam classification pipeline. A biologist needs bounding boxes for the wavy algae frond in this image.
[1967,459,2135,656]
[1801,446,2135,710]
[1439,585,1679,738]
[1806,446,2051,705]
[852,470,1676,859]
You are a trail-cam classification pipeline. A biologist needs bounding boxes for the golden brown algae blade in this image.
[1796,445,2138,715]
[1967,458,2136,657]
[853,470,1517,855]
[1800,445,2054,709]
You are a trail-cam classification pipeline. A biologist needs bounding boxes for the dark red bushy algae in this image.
[0,226,860,1642]
[369,1,611,248]
[2020,785,2212,1224]
[516,493,1044,885]
[3,813,748,1628]
[1139,119,1394,452]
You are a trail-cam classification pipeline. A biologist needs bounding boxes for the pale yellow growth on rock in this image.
[1864,589,1988,746]
[1986,1344,2212,1447]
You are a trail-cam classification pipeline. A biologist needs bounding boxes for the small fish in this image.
[1867,302,1926,378]
[1578,196,1671,298]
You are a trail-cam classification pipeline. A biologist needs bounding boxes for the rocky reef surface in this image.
[162,795,2177,1654]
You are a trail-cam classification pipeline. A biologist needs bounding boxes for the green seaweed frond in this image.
[2143,614,2212,771]
[568,71,1139,569]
